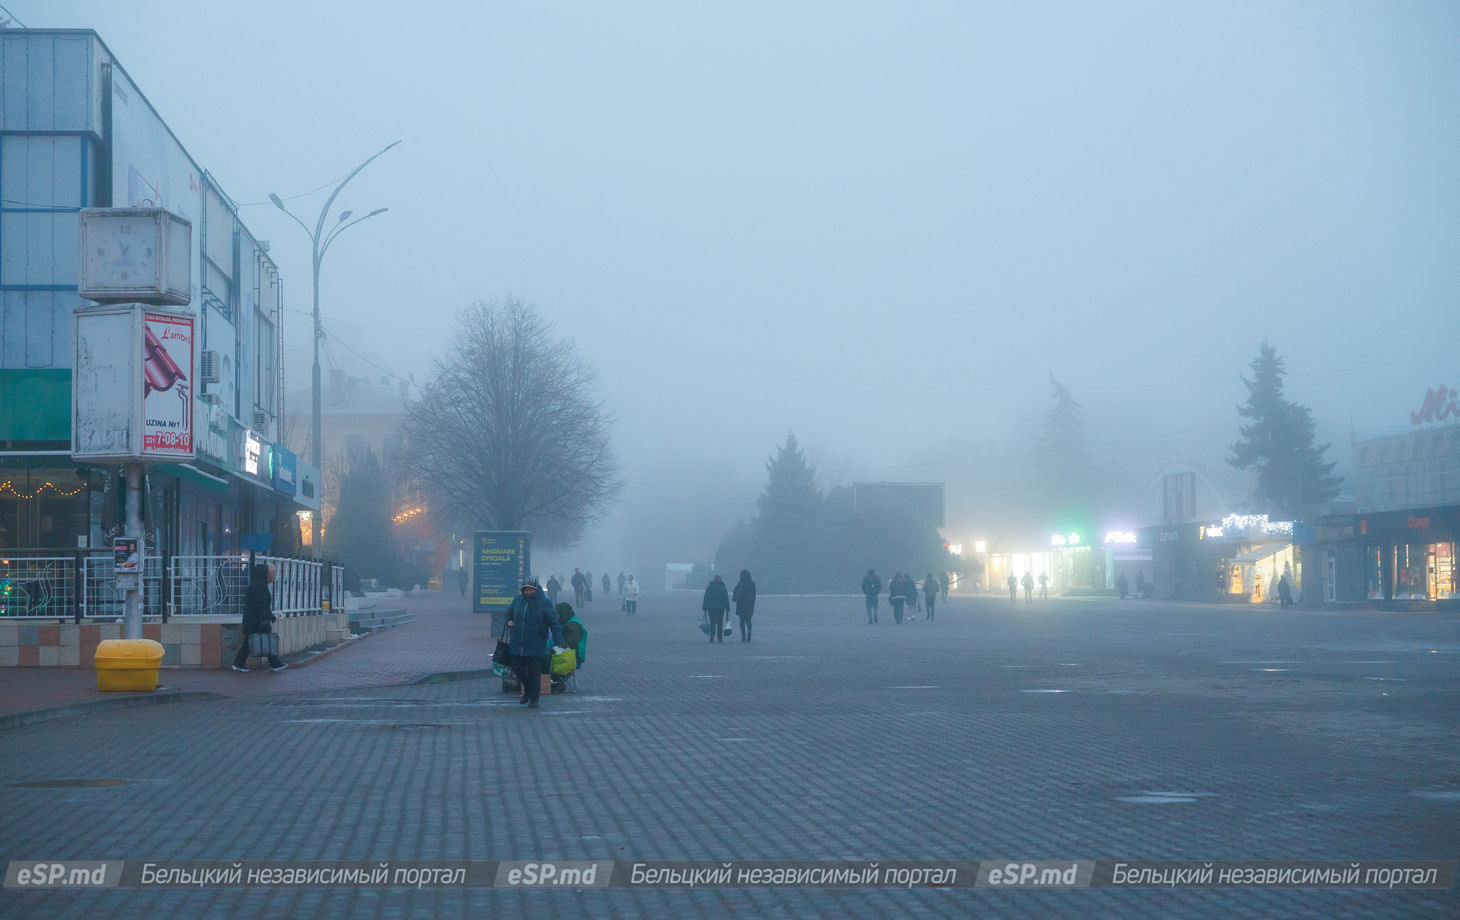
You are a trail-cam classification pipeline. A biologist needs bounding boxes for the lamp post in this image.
[270,140,399,557]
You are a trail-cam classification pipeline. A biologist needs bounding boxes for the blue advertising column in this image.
[473,531,531,636]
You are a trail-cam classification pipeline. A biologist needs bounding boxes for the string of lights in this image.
[0,480,86,499]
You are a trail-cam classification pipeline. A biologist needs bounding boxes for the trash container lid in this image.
[94,638,165,666]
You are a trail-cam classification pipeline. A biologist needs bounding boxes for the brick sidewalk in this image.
[0,590,491,721]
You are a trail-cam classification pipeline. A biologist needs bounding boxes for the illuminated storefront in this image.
[1201,514,1298,603]
[1358,506,1460,603]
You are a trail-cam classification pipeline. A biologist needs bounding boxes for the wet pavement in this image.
[1,591,1457,917]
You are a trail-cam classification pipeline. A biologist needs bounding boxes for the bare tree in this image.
[401,298,622,547]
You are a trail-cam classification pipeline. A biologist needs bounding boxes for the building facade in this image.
[0,30,318,559]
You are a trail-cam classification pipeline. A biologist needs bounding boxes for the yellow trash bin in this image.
[94,638,165,692]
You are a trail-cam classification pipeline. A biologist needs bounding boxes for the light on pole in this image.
[269,140,399,557]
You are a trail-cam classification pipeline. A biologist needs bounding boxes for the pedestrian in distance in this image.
[602,572,611,597]
[924,573,939,621]
[584,572,594,604]
[732,569,757,642]
[1007,574,1018,604]
[231,562,286,672]
[1277,574,1293,609]
[617,571,627,595]
[457,568,467,596]
[1021,572,1034,605]
[889,572,908,624]
[702,574,730,642]
[624,574,639,615]
[1038,572,1049,599]
[912,575,922,614]
[862,569,882,624]
[940,572,950,601]
[1116,572,1129,600]
[1135,571,1147,599]
[571,568,586,607]
[546,574,563,603]
[506,581,562,708]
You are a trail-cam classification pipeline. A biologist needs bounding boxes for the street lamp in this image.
[270,140,399,557]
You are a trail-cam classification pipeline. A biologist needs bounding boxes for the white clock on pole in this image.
[78,208,192,305]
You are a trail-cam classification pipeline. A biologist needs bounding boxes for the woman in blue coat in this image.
[506,581,563,707]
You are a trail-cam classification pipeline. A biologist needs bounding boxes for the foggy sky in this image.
[27,1,1460,569]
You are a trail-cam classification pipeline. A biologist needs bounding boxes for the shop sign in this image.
[1410,384,1459,426]
[269,445,297,496]
[1159,528,1179,543]
[1104,531,1138,544]
[235,429,266,483]
[1409,516,1431,531]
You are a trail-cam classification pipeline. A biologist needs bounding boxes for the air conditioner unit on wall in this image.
[200,350,219,383]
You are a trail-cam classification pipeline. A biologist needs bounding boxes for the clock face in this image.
[78,208,192,305]
[87,215,157,287]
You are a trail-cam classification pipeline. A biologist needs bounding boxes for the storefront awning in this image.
[157,462,230,493]
[1233,543,1290,565]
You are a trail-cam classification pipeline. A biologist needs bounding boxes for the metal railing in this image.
[0,548,341,621]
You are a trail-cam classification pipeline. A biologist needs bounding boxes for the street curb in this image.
[0,690,225,732]
[288,630,373,669]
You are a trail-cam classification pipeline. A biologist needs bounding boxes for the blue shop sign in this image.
[269,445,298,496]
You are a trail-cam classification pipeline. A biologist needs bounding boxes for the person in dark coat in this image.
[861,569,882,624]
[457,568,467,596]
[232,563,286,672]
[1021,571,1034,605]
[601,572,611,597]
[1277,574,1293,609]
[1007,574,1018,604]
[924,573,939,621]
[732,569,757,642]
[570,569,586,606]
[546,575,562,602]
[889,572,908,624]
[506,581,563,707]
[702,574,730,643]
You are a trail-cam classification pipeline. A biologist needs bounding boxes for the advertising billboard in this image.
[72,305,194,461]
[140,310,194,457]
[473,531,531,624]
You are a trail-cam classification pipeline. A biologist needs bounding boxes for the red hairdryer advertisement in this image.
[142,312,194,457]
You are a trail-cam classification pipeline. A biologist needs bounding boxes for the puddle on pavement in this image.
[1412,790,1460,802]
[1222,660,1299,665]
[1365,677,1407,682]
[7,779,131,789]
[1019,689,1069,694]
[1117,790,1216,805]
[1252,668,1293,673]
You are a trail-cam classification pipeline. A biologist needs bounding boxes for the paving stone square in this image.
[1,591,1457,917]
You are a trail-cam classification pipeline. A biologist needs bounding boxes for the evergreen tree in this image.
[1031,373,1099,531]
[327,446,398,587]
[750,433,823,592]
[1228,341,1341,519]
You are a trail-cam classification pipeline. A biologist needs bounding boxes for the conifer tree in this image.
[1229,341,1341,519]
[750,433,823,591]
[1031,373,1099,531]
